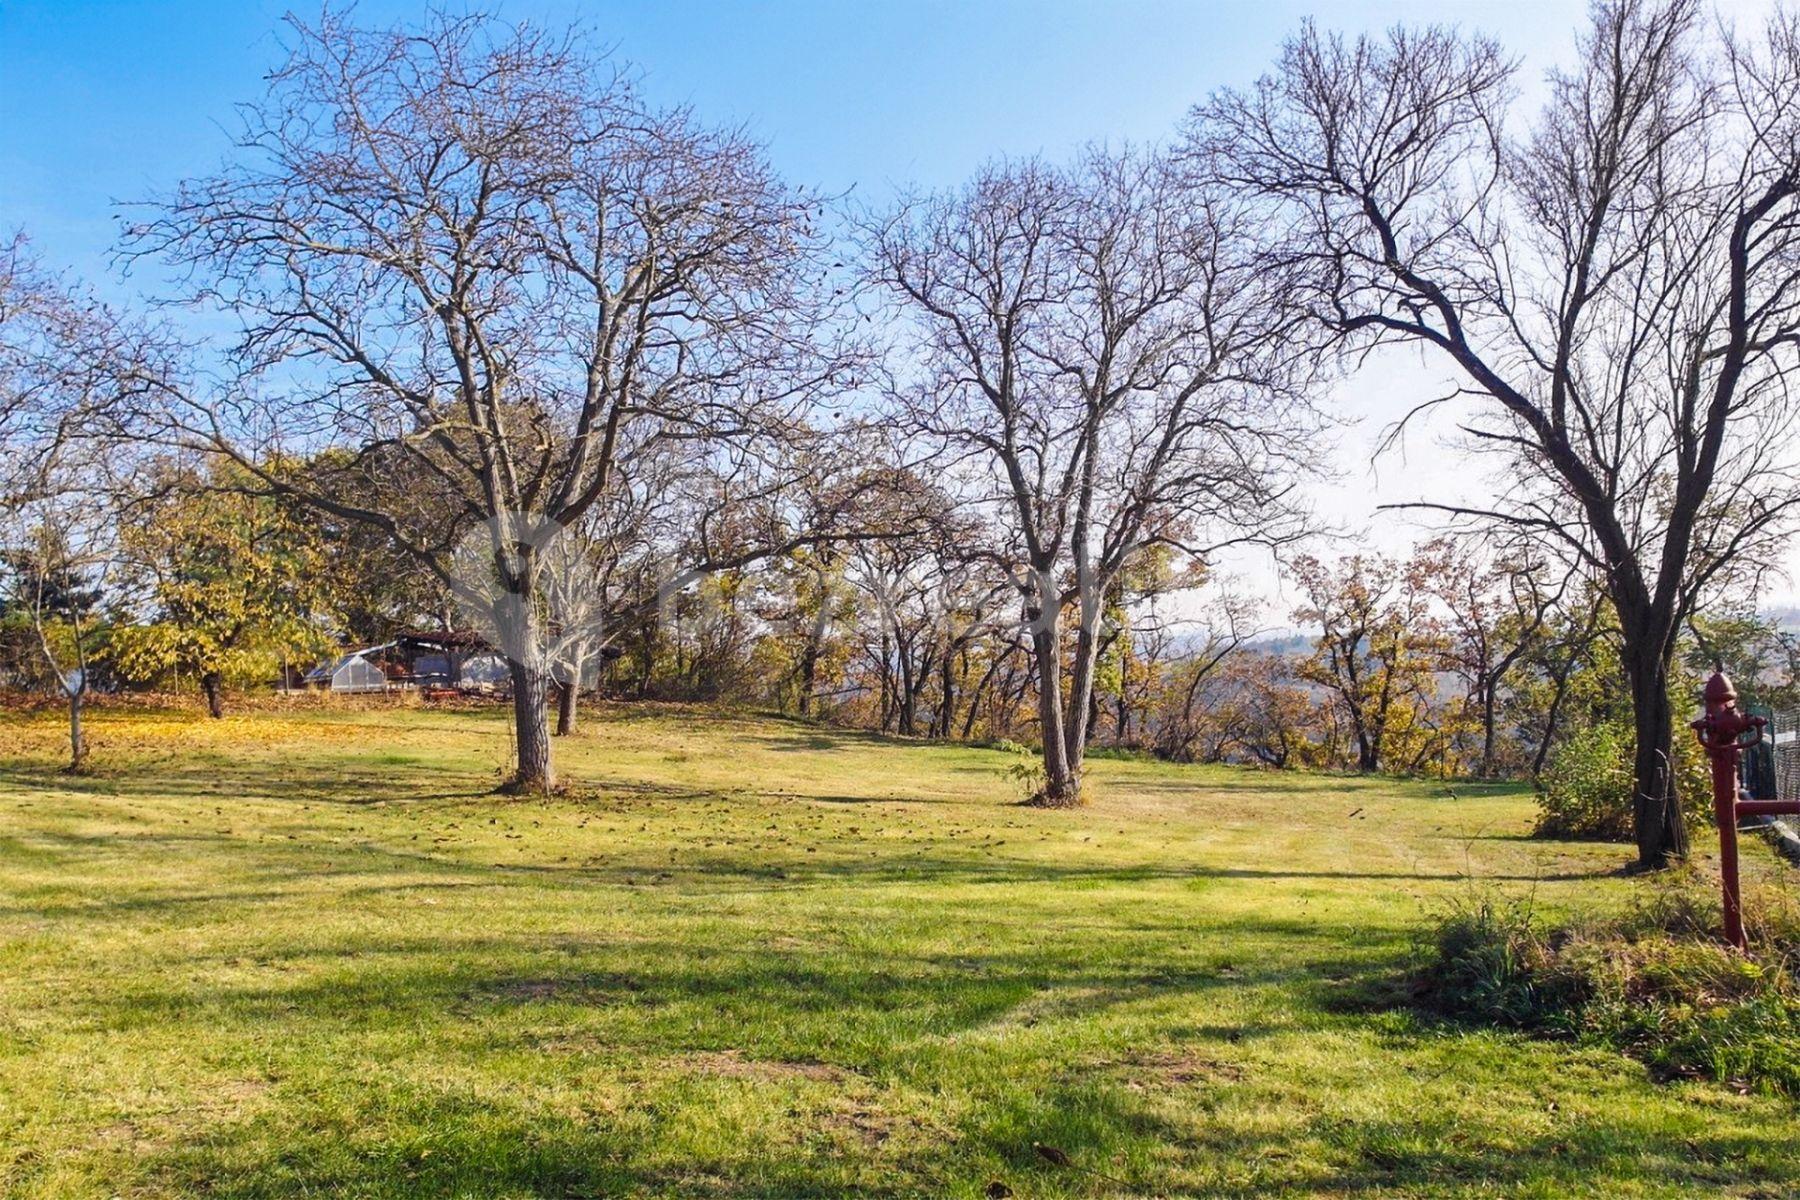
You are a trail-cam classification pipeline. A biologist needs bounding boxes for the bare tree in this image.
[529,438,691,737]
[865,146,1319,804]
[1,233,156,494]
[1,235,87,478]
[1198,0,1800,865]
[1,508,116,770]
[0,234,152,767]
[1518,580,1616,777]
[844,477,968,736]
[126,11,854,789]
[1148,589,1260,760]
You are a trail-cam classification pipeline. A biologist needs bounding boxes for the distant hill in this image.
[1765,606,1800,632]
[1246,631,1313,658]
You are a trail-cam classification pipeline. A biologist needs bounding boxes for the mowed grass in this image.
[0,701,1795,1199]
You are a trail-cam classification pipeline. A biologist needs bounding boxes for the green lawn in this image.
[0,700,1794,1198]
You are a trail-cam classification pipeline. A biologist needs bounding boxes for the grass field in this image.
[1,699,1796,1198]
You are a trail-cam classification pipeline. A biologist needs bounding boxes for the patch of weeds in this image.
[1002,751,1046,802]
[1414,872,1800,1096]
[1417,894,1589,1030]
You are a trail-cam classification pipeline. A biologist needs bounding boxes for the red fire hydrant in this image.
[1689,668,1789,950]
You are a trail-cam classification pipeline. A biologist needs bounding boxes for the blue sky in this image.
[1,0,1586,280]
[5,0,1781,608]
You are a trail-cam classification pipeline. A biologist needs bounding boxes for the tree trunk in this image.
[1085,666,1102,753]
[962,649,1007,740]
[878,631,894,731]
[555,679,578,736]
[896,640,918,736]
[1532,658,1576,777]
[1354,720,1378,772]
[797,642,819,717]
[1479,682,1499,778]
[509,659,556,792]
[67,688,87,772]
[1062,620,1101,781]
[636,612,659,698]
[935,648,956,738]
[1626,647,1687,868]
[1030,614,1079,805]
[1336,672,1377,773]
[201,671,224,719]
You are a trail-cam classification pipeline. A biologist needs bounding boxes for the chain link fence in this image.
[1759,705,1795,802]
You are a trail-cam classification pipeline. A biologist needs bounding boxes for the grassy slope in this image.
[0,701,1794,1199]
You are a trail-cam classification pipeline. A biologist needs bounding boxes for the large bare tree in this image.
[865,147,1319,804]
[126,11,854,789]
[1197,0,1800,865]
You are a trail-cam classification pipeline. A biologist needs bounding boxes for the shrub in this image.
[1535,718,1712,840]
[1536,722,1635,839]
[1003,750,1046,801]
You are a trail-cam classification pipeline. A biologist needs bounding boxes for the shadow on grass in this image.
[81,931,1797,1199]
[128,1079,1782,1200]
[49,926,1426,1197]
[0,821,1618,923]
[5,856,1788,1194]
[1,712,1746,1198]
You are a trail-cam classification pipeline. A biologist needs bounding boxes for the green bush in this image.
[1535,718,1712,841]
[1416,873,1800,1096]
[1536,722,1635,839]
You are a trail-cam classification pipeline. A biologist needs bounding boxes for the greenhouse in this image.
[304,646,392,694]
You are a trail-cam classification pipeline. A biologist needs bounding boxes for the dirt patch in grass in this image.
[1087,1049,1246,1090]
[678,1049,850,1083]
[823,1101,898,1147]
[215,1077,274,1106]
[1126,1049,1246,1086]
[490,978,567,1001]
[92,1120,146,1148]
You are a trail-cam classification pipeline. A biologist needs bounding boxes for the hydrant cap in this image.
[1704,670,1737,705]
